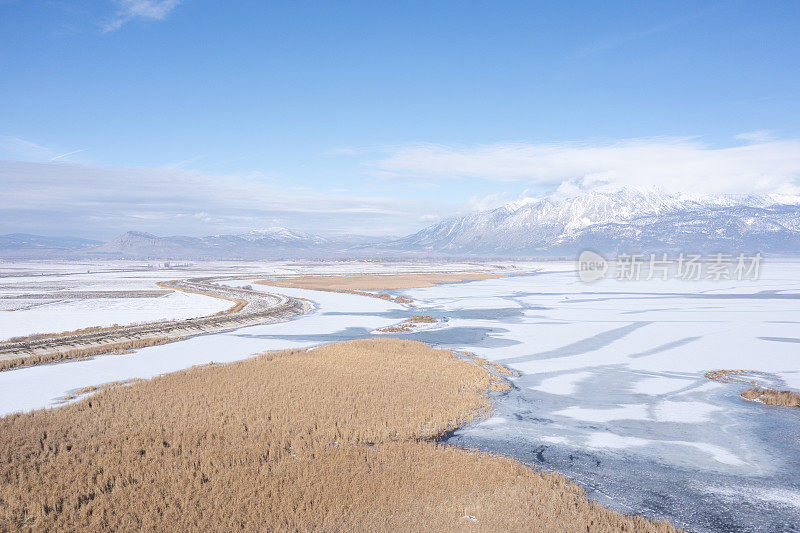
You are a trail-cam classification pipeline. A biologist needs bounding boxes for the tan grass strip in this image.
[55,379,144,403]
[257,271,508,291]
[256,271,508,304]
[704,369,758,384]
[376,315,437,333]
[1,323,139,345]
[0,336,176,372]
[706,369,800,408]
[741,387,800,407]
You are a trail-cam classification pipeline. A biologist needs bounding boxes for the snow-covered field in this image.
[1,258,799,531]
[0,259,492,340]
[1,259,488,412]
[0,292,232,340]
[0,286,403,414]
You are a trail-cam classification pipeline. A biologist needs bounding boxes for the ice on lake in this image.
[2,259,800,531]
[393,262,800,532]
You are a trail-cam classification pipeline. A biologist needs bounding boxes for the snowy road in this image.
[0,279,307,364]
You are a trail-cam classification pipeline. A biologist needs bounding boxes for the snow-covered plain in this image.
[0,259,490,340]
[1,259,799,531]
[0,283,404,413]
[0,259,495,412]
[0,292,231,340]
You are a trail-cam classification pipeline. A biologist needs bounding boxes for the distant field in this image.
[0,338,672,532]
[0,289,230,342]
[256,271,508,291]
[0,280,305,373]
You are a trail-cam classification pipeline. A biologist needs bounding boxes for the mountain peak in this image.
[119,231,159,239]
[393,186,800,256]
[241,227,326,243]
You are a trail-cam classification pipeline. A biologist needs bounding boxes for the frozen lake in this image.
[393,265,800,532]
[1,260,799,531]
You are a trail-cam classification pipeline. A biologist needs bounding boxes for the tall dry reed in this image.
[741,387,800,407]
[0,338,675,532]
[0,336,175,372]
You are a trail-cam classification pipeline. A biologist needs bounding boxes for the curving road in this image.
[0,278,311,366]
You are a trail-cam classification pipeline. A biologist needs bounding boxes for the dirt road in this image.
[0,279,310,368]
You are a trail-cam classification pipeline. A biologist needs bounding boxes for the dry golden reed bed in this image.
[1,324,131,345]
[0,338,674,532]
[704,369,757,384]
[705,369,800,407]
[377,315,437,333]
[257,272,508,291]
[54,379,144,403]
[0,336,175,372]
[741,387,800,407]
[257,272,508,305]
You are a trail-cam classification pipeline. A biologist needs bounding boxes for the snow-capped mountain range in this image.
[90,228,341,259]
[388,187,800,255]
[3,188,800,258]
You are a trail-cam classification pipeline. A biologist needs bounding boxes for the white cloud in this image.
[0,136,56,160]
[370,136,800,196]
[50,149,88,161]
[102,0,181,33]
[324,146,369,156]
[469,191,515,212]
[0,160,452,238]
[734,130,775,143]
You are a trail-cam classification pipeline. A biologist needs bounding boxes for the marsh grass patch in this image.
[0,338,674,532]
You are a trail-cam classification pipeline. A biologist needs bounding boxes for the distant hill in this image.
[85,228,386,259]
[4,188,800,259]
[91,228,341,259]
[0,233,102,258]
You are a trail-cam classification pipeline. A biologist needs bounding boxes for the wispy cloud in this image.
[50,148,88,161]
[368,135,800,196]
[734,130,775,143]
[0,136,55,160]
[468,191,517,212]
[567,5,718,60]
[163,154,207,170]
[102,0,181,33]
[0,136,87,163]
[0,160,453,238]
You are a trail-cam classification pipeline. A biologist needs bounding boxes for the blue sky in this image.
[1,0,800,238]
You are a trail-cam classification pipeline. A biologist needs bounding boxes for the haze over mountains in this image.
[0,234,103,258]
[3,188,800,259]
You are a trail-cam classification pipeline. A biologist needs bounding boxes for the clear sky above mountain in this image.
[1,1,799,238]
